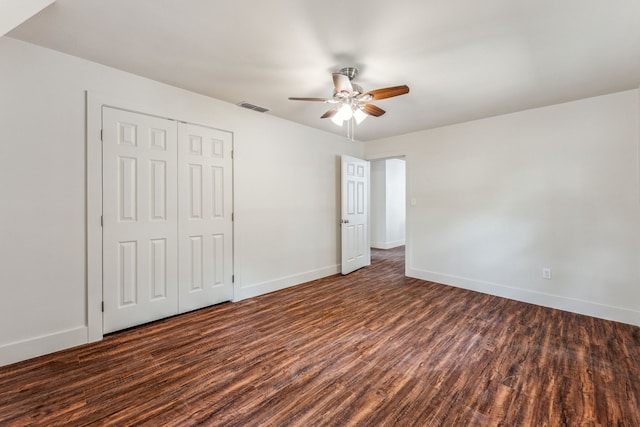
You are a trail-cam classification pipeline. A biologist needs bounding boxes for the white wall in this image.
[370,160,387,247]
[370,159,406,249]
[0,37,362,365]
[365,89,640,326]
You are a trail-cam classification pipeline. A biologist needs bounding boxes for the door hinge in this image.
[100,129,103,142]
[231,212,234,222]
[100,216,103,227]
[101,301,104,312]
[232,275,235,283]
[231,150,234,159]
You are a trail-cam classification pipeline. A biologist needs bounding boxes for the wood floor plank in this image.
[1,246,639,426]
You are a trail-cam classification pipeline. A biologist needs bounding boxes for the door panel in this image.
[341,155,370,274]
[102,107,179,333]
[178,123,233,312]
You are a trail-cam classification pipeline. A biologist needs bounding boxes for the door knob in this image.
[341,219,350,224]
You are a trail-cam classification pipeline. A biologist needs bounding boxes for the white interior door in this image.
[178,123,234,312]
[102,109,234,333]
[102,107,179,333]
[341,155,370,274]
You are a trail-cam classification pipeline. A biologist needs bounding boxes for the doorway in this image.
[370,157,406,251]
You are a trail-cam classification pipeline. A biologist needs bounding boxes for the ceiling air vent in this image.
[237,101,270,113]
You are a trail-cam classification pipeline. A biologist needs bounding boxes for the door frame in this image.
[86,91,235,342]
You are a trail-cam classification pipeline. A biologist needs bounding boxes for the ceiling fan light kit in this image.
[289,67,410,140]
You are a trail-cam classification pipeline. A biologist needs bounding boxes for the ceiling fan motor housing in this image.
[340,67,358,81]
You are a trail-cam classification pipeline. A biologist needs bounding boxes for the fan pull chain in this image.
[347,117,355,141]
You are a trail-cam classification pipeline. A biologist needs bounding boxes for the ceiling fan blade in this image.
[288,97,332,102]
[321,106,340,119]
[362,104,386,117]
[362,85,410,100]
[332,73,353,93]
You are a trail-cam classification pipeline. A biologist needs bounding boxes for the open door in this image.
[341,155,371,274]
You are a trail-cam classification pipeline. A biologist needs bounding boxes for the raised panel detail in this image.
[346,225,355,262]
[201,137,224,158]
[118,122,137,146]
[212,166,224,218]
[212,139,224,158]
[150,128,167,150]
[150,160,166,220]
[190,164,203,219]
[190,135,202,156]
[189,236,203,291]
[357,165,365,178]
[356,224,365,258]
[347,180,355,215]
[347,163,355,176]
[202,138,212,158]
[357,181,365,215]
[212,234,224,286]
[119,157,137,222]
[150,239,167,299]
[118,241,137,307]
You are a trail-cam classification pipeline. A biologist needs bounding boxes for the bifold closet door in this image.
[177,123,233,312]
[102,107,179,333]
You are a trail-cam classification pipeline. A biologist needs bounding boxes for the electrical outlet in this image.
[542,268,552,280]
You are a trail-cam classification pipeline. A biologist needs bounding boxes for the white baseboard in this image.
[234,264,340,301]
[371,239,406,250]
[408,268,640,327]
[0,326,88,367]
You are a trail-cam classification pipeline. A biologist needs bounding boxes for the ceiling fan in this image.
[288,67,410,127]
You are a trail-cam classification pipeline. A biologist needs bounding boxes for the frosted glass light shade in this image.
[353,108,367,124]
[337,104,353,121]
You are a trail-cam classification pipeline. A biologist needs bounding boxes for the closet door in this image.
[102,107,179,333]
[178,123,234,312]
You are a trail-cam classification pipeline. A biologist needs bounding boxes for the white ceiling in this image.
[0,0,55,36]
[8,0,640,141]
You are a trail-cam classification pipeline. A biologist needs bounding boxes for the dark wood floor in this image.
[1,247,639,426]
